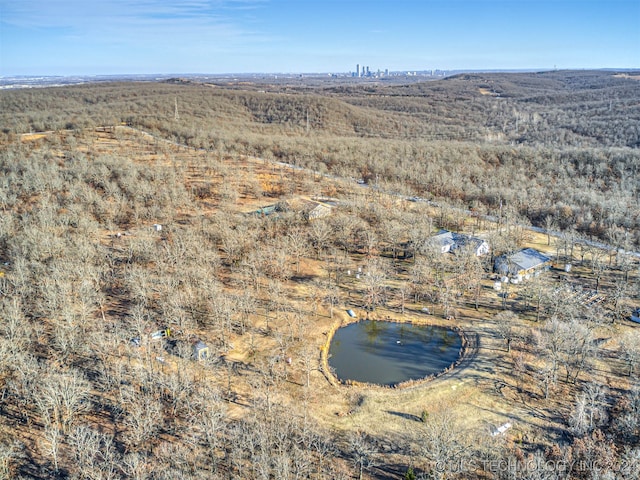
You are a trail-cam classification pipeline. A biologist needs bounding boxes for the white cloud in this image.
[3,0,274,55]
[1,0,279,74]
[1,0,266,36]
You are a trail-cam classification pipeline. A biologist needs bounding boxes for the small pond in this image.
[328,321,463,386]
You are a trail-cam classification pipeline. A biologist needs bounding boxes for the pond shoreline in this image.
[320,314,469,390]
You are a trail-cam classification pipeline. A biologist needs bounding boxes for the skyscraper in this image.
[356,64,360,77]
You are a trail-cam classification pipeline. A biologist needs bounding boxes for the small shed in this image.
[280,197,334,221]
[307,202,333,220]
[193,341,209,361]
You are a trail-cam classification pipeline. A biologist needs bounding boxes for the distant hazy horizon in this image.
[2,0,638,77]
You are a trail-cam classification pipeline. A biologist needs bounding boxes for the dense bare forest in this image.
[2,71,639,249]
[0,71,639,479]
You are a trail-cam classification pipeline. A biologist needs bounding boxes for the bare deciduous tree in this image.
[0,441,20,480]
[419,408,471,480]
[121,385,162,452]
[495,310,518,352]
[69,425,120,480]
[36,370,90,434]
[349,431,377,480]
[569,381,609,436]
[620,330,640,377]
[361,257,388,312]
[42,424,61,474]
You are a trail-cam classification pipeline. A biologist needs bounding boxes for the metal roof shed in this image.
[510,248,551,271]
[193,341,209,361]
[495,248,551,277]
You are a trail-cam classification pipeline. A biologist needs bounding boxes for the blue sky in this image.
[1,0,638,76]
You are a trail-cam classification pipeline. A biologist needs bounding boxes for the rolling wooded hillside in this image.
[2,70,638,248]
[0,71,639,479]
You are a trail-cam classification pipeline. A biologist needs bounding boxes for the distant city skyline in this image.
[1,0,638,77]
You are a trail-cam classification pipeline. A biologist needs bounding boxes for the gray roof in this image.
[194,340,208,351]
[506,248,551,272]
[431,230,456,249]
[430,230,487,253]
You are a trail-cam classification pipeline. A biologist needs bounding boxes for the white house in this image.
[428,230,490,257]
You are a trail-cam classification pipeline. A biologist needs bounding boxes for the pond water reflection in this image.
[328,321,462,386]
